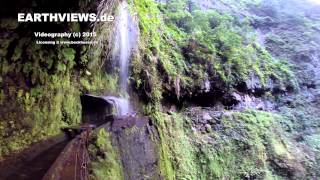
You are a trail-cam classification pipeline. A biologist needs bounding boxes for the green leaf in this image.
[57,63,67,72]
[62,48,76,62]
[12,48,22,62]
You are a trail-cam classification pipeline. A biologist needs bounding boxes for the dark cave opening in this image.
[80,95,114,126]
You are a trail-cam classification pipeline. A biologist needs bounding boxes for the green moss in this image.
[0,70,83,158]
[80,73,118,94]
[69,22,81,32]
[0,18,19,30]
[148,107,291,179]
[165,113,199,179]
[150,111,176,179]
[269,136,288,157]
[233,109,279,131]
[12,48,22,62]
[89,128,124,180]
[265,169,284,180]
[131,0,296,104]
[131,0,187,102]
[0,9,116,158]
[61,48,76,62]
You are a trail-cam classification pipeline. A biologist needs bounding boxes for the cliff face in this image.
[0,0,320,179]
[126,0,320,179]
[252,0,320,140]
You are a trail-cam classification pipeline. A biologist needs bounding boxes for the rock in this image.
[213,124,223,131]
[205,124,212,133]
[233,94,275,111]
[213,102,225,111]
[201,74,211,93]
[111,117,160,180]
[85,70,91,76]
[202,112,212,121]
[200,127,206,134]
[270,156,306,179]
[295,53,313,63]
[174,77,181,98]
[232,92,242,102]
[169,105,177,114]
[245,74,263,93]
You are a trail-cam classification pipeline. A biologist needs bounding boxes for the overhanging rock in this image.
[80,94,114,125]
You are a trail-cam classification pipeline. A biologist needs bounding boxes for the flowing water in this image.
[112,1,137,92]
[102,96,131,116]
[104,1,138,116]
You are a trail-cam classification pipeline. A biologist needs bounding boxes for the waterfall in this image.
[104,1,138,117]
[102,96,131,116]
[112,1,137,92]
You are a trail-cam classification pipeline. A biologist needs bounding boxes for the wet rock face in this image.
[252,1,320,91]
[231,92,275,111]
[111,117,160,180]
[183,107,319,179]
[250,0,320,153]
[186,107,224,134]
[269,154,307,179]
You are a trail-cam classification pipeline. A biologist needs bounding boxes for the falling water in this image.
[103,1,138,116]
[102,96,131,116]
[112,1,137,92]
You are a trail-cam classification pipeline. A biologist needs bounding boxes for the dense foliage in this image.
[131,0,319,179]
[0,1,118,157]
[131,0,296,104]
[1,0,319,179]
[89,128,123,180]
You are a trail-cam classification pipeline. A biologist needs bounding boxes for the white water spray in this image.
[104,2,138,117]
[112,1,137,92]
[102,96,131,116]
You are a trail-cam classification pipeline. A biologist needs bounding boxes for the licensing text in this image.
[36,40,98,45]
[18,13,114,22]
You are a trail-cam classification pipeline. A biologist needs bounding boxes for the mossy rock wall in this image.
[0,0,119,158]
[148,108,314,179]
